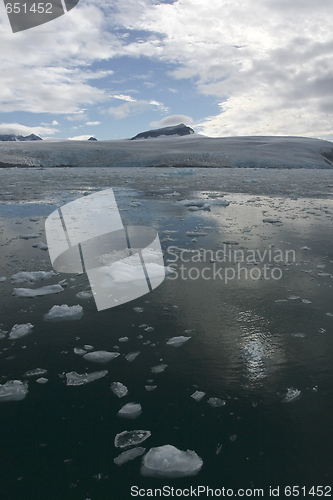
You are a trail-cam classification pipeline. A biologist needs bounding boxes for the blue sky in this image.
[0,0,332,141]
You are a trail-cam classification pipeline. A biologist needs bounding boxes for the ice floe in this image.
[191,391,206,402]
[282,388,301,402]
[83,351,120,363]
[13,284,64,297]
[23,368,48,377]
[111,382,128,397]
[11,270,56,283]
[114,447,146,466]
[119,336,129,342]
[117,402,142,419]
[151,364,167,374]
[166,336,191,347]
[44,304,83,321]
[141,444,203,478]
[9,323,34,339]
[125,351,140,362]
[114,430,151,449]
[66,370,108,386]
[0,380,28,402]
[76,290,93,299]
[32,242,48,251]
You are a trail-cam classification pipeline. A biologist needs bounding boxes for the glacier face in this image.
[0,135,332,168]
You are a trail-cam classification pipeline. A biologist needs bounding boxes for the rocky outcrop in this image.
[0,133,42,141]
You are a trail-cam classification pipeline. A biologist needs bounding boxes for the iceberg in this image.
[166,336,191,347]
[13,284,64,297]
[117,402,142,419]
[9,323,34,339]
[83,351,120,363]
[141,444,203,478]
[11,270,56,283]
[111,381,128,397]
[66,370,108,386]
[0,380,28,402]
[114,430,151,449]
[44,304,83,321]
[114,447,146,466]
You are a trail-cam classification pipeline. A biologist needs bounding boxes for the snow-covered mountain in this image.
[0,133,42,142]
[131,123,194,140]
[0,135,332,169]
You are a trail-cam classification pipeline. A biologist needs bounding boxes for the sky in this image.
[0,0,333,141]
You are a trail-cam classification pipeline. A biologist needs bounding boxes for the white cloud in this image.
[150,115,193,128]
[110,94,137,102]
[108,98,168,119]
[85,121,101,126]
[0,122,58,136]
[52,120,59,125]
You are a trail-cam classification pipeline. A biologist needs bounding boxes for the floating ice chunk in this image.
[229,434,237,442]
[111,382,128,398]
[326,313,333,317]
[263,218,282,224]
[125,352,140,362]
[145,385,157,391]
[9,323,34,339]
[117,402,142,419]
[84,345,94,350]
[0,276,6,282]
[301,246,311,250]
[166,336,191,347]
[44,304,83,321]
[151,364,167,374]
[208,397,226,408]
[74,347,87,355]
[11,271,56,283]
[275,299,287,303]
[66,370,108,386]
[76,290,93,299]
[178,199,208,207]
[83,351,120,363]
[289,295,300,300]
[0,330,7,339]
[191,391,206,402]
[36,377,48,384]
[0,380,28,401]
[114,447,146,466]
[317,272,331,277]
[104,261,166,284]
[23,368,48,377]
[13,284,64,297]
[19,233,40,239]
[133,307,143,313]
[291,333,306,338]
[114,430,151,449]
[141,444,203,478]
[119,337,129,342]
[186,231,207,237]
[302,299,312,304]
[32,242,48,251]
[282,388,301,403]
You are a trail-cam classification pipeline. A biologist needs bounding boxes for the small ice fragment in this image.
[0,330,8,339]
[83,351,120,363]
[141,445,203,478]
[125,352,140,362]
[302,299,312,304]
[317,273,331,277]
[13,284,64,297]
[291,333,306,338]
[275,299,287,303]
[208,397,226,408]
[151,364,167,374]
[0,276,6,282]
[66,370,108,386]
[0,380,28,401]
[326,313,333,317]
[19,233,40,239]
[9,323,34,339]
[111,382,128,398]
[289,295,300,300]
[145,327,154,332]
[114,447,146,466]
[117,402,142,419]
[229,434,237,442]
[186,232,207,237]
[133,307,144,313]
[118,337,129,342]
[216,444,223,455]
[84,345,94,350]
[166,336,191,347]
[114,430,151,449]
[23,368,48,377]
[301,246,311,250]
[178,199,208,207]
[191,391,206,402]
[282,388,301,403]
[139,324,148,328]
[262,218,281,224]
[32,242,48,251]
[76,290,93,299]
[36,377,48,384]
[11,271,56,283]
[44,304,83,321]
[145,385,157,391]
[74,347,87,355]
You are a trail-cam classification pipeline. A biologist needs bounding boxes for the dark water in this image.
[0,168,333,499]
